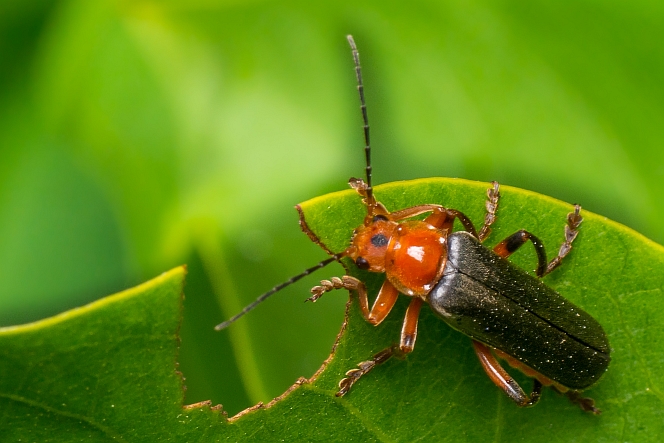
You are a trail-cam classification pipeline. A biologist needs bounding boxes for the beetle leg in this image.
[430,182,500,240]
[349,178,388,216]
[478,181,500,242]
[472,341,542,407]
[399,297,423,353]
[310,277,400,325]
[337,297,423,397]
[336,345,399,397]
[493,206,583,278]
[367,280,400,325]
[551,386,601,415]
[391,181,500,240]
[309,276,371,320]
[389,204,445,221]
[542,204,583,276]
[493,230,548,277]
[445,209,479,238]
[423,207,479,238]
[389,204,480,238]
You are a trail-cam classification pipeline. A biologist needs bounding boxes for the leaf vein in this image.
[0,392,128,442]
[305,385,397,443]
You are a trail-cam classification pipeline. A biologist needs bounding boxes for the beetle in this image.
[216,35,611,414]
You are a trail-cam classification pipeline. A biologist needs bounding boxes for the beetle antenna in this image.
[347,35,374,210]
[215,253,344,330]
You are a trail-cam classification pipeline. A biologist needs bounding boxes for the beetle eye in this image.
[372,214,388,223]
[355,257,370,270]
[370,233,388,248]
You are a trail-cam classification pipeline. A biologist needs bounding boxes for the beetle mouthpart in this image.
[355,257,370,270]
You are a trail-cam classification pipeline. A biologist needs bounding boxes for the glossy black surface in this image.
[428,231,610,390]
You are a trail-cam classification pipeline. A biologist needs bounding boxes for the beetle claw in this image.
[561,390,601,415]
[336,361,375,397]
[306,289,323,303]
[576,395,601,415]
[336,377,353,397]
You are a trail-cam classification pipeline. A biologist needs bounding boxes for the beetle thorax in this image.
[385,221,447,297]
[349,219,448,298]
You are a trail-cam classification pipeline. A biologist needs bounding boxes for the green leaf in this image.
[2,179,662,442]
[0,267,196,441]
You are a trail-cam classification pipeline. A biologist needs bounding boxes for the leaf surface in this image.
[1,179,663,442]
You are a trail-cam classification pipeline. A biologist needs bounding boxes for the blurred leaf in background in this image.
[1,0,663,417]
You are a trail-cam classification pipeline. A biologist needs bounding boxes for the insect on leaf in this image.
[0,179,662,442]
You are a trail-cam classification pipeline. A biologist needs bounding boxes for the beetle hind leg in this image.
[552,386,601,415]
[472,340,542,407]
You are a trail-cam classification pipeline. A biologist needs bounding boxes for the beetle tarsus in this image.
[308,277,344,302]
[562,390,601,415]
[309,276,364,303]
[336,345,401,397]
[478,181,500,242]
[349,177,389,217]
[543,204,583,276]
[522,379,543,407]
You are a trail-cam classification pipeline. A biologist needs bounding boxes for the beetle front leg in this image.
[337,297,423,396]
[367,280,400,325]
[310,277,400,325]
[309,276,371,321]
[472,340,542,407]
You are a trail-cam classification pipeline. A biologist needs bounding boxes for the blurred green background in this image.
[1,0,663,416]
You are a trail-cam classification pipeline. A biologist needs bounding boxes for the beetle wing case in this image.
[428,231,610,390]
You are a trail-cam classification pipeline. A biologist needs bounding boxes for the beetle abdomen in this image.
[428,231,610,390]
